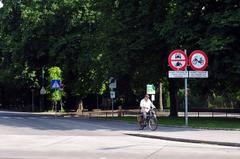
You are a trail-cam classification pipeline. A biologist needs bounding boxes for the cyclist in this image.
[140,94,155,124]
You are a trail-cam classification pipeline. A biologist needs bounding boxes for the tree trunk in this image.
[159,81,163,111]
[169,79,178,117]
[76,98,84,112]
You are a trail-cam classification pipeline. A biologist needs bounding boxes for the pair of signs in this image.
[39,80,61,95]
[168,70,208,78]
[168,50,208,78]
[168,50,208,71]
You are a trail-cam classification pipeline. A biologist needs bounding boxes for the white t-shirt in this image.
[140,98,155,113]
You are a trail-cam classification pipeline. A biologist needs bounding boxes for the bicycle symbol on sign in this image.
[192,56,204,65]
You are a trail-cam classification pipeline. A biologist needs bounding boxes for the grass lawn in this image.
[110,116,240,129]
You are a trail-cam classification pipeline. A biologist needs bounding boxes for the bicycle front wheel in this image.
[148,117,158,131]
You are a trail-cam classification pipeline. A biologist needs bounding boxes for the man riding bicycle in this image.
[140,94,155,123]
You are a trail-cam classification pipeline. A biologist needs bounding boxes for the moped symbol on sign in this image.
[168,50,188,71]
[189,50,208,71]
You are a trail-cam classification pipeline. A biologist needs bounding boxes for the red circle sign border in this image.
[168,50,188,71]
[189,50,208,71]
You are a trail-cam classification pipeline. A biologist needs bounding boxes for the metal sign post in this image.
[168,49,209,127]
[184,49,188,126]
[109,77,117,117]
[111,98,114,117]
[110,91,115,117]
[55,98,57,120]
[185,78,188,126]
[51,80,61,119]
[110,90,115,117]
[40,86,46,112]
[111,90,113,117]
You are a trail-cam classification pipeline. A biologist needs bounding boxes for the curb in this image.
[158,124,240,131]
[125,133,240,148]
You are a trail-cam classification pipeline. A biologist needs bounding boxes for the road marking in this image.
[1,116,10,119]
[0,116,25,120]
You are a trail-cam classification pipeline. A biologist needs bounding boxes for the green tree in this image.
[47,66,64,111]
[96,0,170,107]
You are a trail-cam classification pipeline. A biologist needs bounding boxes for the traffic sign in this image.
[168,50,188,71]
[189,71,208,78]
[151,95,155,101]
[110,91,115,99]
[189,50,208,71]
[109,77,117,89]
[40,87,46,95]
[168,71,188,78]
[51,80,61,89]
[146,84,155,94]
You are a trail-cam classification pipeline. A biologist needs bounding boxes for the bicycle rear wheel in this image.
[148,117,158,131]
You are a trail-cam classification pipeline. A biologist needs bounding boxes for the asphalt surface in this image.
[0,111,240,159]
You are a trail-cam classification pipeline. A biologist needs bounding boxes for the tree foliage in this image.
[47,66,63,103]
[0,0,239,112]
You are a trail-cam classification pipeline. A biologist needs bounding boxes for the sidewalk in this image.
[125,125,240,147]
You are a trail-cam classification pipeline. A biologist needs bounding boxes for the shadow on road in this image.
[0,111,202,135]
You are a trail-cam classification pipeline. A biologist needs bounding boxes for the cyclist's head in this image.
[144,94,149,100]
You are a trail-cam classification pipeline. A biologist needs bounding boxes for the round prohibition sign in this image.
[189,50,208,71]
[168,50,188,71]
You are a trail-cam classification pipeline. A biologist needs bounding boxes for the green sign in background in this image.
[146,84,155,94]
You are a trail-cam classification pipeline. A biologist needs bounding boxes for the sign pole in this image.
[109,77,116,117]
[41,67,44,111]
[51,80,61,119]
[55,89,57,120]
[111,98,114,117]
[184,49,188,126]
[55,101,57,119]
[168,49,208,126]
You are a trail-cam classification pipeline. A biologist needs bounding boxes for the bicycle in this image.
[137,107,158,131]
[192,57,204,65]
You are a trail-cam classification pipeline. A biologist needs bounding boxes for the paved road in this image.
[0,111,239,159]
